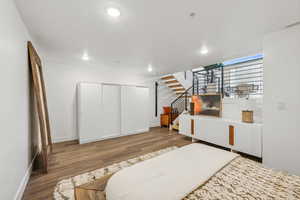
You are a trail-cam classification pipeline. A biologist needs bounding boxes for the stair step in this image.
[172,124,179,131]
[173,88,185,91]
[177,94,191,96]
[161,75,175,80]
[169,84,182,88]
[165,80,179,84]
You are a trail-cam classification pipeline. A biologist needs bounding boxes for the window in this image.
[192,54,264,99]
[223,54,263,99]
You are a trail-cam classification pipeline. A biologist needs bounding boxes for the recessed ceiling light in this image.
[82,53,89,61]
[148,64,153,72]
[200,47,208,55]
[107,7,121,17]
[190,12,196,18]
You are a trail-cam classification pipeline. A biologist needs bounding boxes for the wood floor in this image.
[22,127,191,200]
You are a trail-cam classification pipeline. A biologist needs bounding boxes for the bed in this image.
[106,143,237,200]
[106,143,300,200]
[54,144,300,200]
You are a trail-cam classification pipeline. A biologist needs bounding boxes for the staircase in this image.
[170,87,193,130]
[160,75,186,96]
[160,66,225,131]
[160,74,193,130]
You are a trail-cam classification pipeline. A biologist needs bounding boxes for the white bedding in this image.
[106,143,238,200]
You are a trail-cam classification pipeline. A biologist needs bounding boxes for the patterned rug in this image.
[184,157,300,200]
[53,146,178,200]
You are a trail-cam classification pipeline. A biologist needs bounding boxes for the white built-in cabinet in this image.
[179,114,262,157]
[101,84,121,138]
[77,83,149,144]
[179,114,191,137]
[232,123,261,157]
[121,85,150,135]
[77,83,103,144]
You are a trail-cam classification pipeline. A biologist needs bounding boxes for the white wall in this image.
[44,61,176,142]
[263,25,300,175]
[43,60,149,143]
[143,79,177,127]
[173,71,193,89]
[222,98,263,123]
[0,0,33,199]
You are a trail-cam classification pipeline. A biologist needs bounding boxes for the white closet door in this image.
[77,83,102,144]
[121,86,149,135]
[101,84,121,138]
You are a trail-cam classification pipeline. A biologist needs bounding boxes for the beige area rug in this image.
[53,146,178,200]
[183,157,300,200]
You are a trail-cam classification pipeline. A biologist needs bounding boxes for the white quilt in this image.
[106,143,238,200]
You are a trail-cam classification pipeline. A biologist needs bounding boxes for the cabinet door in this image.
[179,115,191,136]
[102,84,121,138]
[202,119,229,148]
[121,86,149,135]
[77,83,102,144]
[231,124,262,157]
[194,118,205,141]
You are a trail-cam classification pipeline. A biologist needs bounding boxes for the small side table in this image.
[160,114,170,127]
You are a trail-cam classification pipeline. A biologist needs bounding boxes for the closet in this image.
[77,82,149,144]
[121,85,150,135]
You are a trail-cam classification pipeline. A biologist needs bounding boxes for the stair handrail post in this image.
[221,64,224,98]
[170,103,173,126]
[192,72,195,95]
[193,72,199,96]
[185,90,188,111]
[197,75,199,95]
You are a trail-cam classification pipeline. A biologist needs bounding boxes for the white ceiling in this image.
[16,0,300,76]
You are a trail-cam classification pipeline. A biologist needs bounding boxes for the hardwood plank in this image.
[161,75,175,80]
[169,84,182,88]
[173,88,185,91]
[22,127,191,200]
[165,80,179,84]
[176,92,185,95]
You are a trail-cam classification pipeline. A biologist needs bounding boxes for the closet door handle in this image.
[229,125,234,146]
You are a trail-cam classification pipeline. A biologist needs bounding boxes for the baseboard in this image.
[79,133,130,144]
[150,121,160,127]
[126,128,150,135]
[52,136,78,143]
[14,153,37,200]
[79,129,150,144]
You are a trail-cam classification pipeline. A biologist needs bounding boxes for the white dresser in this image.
[179,114,262,157]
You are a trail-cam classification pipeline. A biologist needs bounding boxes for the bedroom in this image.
[1,0,300,199]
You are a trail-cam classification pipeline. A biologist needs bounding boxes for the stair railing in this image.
[170,86,193,125]
[192,64,224,96]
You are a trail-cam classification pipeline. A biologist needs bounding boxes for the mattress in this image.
[105,143,238,200]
